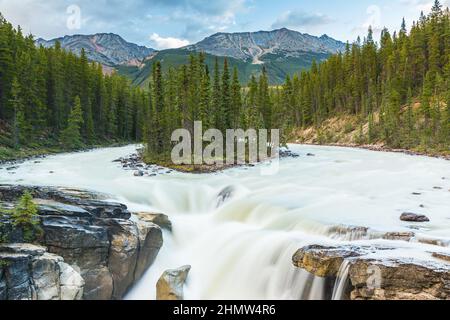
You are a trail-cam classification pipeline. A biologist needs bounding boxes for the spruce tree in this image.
[60,96,84,150]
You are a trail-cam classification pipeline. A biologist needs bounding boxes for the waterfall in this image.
[2,144,449,300]
[331,260,352,300]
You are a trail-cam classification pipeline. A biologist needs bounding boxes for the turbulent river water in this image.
[1,144,449,300]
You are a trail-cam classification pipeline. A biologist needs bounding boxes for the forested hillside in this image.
[283,2,449,154]
[0,13,148,160]
[0,2,449,164]
[143,2,449,162]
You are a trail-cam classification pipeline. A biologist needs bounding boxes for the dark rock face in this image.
[217,186,235,208]
[0,244,84,300]
[0,185,164,300]
[400,212,430,222]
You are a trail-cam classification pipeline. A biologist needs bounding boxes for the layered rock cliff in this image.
[293,244,450,300]
[0,185,164,300]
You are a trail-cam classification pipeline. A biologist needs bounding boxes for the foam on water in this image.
[1,144,449,300]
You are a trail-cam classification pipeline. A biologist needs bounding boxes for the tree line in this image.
[144,2,449,160]
[277,1,449,152]
[1,3,449,163]
[0,13,149,151]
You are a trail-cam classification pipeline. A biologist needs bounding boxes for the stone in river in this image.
[156,265,191,300]
[400,212,430,222]
[133,170,144,177]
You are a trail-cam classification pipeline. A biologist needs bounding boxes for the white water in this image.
[1,144,449,300]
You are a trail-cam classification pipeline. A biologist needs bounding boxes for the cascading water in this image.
[1,144,449,300]
[331,260,352,300]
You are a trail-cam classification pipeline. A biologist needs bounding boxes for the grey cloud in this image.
[0,0,247,45]
[272,10,333,29]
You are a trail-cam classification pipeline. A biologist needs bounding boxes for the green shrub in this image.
[11,192,42,243]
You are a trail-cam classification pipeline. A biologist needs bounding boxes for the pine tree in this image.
[199,64,211,128]
[12,191,41,242]
[231,67,242,129]
[212,57,221,129]
[221,58,232,130]
[60,96,84,150]
[9,78,30,147]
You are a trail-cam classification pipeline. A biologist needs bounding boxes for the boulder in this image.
[382,232,415,242]
[432,253,450,263]
[217,186,235,208]
[0,243,84,300]
[134,219,164,280]
[292,245,363,277]
[156,265,191,301]
[134,170,144,177]
[327,225,369,240]
[134,212,172,231]
[293,245,450,300]
[400,212,430,222]
[349,258,450,300]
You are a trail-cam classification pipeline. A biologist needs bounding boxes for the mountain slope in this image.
[185,28,345,63]
[118,48,330,86]
[37,28,345,84]
[36,33,155,66]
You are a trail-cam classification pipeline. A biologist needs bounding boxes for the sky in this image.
[0,0,448,49]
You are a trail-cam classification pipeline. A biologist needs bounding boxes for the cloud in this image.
[149,33,189,49]
[271,10,333,29]
[0,0,249,45]
[351,5,383,40]
[150,0,247,16]
[399,0,450,12]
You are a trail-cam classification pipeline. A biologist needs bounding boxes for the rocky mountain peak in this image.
[184,28,346,63]
[36,33,155,66]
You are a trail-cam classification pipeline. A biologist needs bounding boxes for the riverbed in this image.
[1,144,449,300]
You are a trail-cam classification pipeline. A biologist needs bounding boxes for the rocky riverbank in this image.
[293,240,450,300]
[115,148,301,175]
[0,185,165,300]
[300,142,450,161]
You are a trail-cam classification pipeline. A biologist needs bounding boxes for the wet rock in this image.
[217,186,235,207]
[327,225,368,241]
[293,245,450,300]
[292,245,364,277]
[0,185,164,300]
[400,212,430,222]
[383,232,415,242]
[417,237,450,247]
[106,220,140,299]
[280,150,300,158]
[349,258,450,300]
[133,170,144,177]
[156,265,191,301]
[134,212,172,232]
[0,244,84,300]
[134,219,163,281]
[432,253,450,263]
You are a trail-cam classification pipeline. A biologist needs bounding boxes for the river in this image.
[1,144,449,300]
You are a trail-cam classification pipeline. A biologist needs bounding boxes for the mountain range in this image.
[36,29,346,85]
[36,33,155,66]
